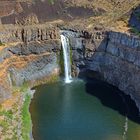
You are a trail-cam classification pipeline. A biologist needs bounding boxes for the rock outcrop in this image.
[0,24,59,43]
[0,25,61,103]
[63,29,140,110]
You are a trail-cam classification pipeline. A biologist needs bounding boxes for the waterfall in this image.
[60,34,72,83]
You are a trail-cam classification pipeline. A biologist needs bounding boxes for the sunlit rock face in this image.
[0,25,61,103]
[62,29,140,110]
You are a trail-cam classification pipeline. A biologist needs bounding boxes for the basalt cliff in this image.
[0,0,140,139]
[0,25,140,109]
[0,25,61,102]
[64,29,140,109]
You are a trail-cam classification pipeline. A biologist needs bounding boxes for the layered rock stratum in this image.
[63,29,140,110]
[0,0,140,139]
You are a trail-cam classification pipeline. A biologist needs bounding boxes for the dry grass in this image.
[65,0,140,31]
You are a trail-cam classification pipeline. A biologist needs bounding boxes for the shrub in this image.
[0,41,4,46]
[130,27,140,37]
[48,0,55,5]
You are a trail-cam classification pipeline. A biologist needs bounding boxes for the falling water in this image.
[60,34,72,83]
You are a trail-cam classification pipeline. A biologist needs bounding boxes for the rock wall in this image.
[0,25,61,103]
[7,41,61,87]
[0,25,140,110]
[63,29,140,110]
[0,24,59,43]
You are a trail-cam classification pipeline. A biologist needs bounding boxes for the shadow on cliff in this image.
[76,29,140,124]
[128,5,140,33]
[79,71,140,125]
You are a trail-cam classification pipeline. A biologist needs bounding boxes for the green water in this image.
[30,79,140,140]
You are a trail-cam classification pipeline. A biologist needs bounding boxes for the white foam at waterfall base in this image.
[60,34,72,84]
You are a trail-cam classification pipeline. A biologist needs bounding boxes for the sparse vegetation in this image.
[59,49,64,76]
[0,81,32,140]
[130,27,140,37]
[69,40,73,66]
[21,94,32,140]
[0,110,13,120]
[0,41,4,46]
[48,0,55,5]
[0,102,19,139]
[20,81,29,92]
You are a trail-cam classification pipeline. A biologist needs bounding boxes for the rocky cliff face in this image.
[0,25,61,103]
[0,25,140,110]
[0,24,59,43]
[63,29,140,110]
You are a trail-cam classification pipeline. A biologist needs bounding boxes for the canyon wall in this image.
[0,25,140,110]
[64,29,140,110]
[0,25,59,43]
[0,25,61,103]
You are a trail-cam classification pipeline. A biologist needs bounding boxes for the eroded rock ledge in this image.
[0,25,61,103]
